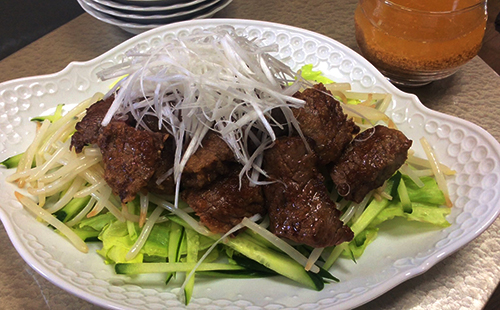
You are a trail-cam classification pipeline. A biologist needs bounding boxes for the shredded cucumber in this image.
[1,153,25,169]
[54,196,91,222]
[115,262,245,275]
[30,104,65,123]
[183,228,199,304]
[165,221,184,284]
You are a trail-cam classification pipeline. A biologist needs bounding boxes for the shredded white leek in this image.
[149,194,212,236]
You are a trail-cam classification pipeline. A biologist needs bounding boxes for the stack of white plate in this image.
[77,0,233,34]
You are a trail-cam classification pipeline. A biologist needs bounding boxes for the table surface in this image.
[1,1,500,309]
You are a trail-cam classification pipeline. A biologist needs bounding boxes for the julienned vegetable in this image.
[1,28,455,305]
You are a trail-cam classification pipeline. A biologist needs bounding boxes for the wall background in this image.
[0,0,84,60]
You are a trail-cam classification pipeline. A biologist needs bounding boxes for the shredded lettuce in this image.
[404,175,446,205]
[369,203,406,227]
[300,64,334,84]
[97,221,142,264]
[351,174,450,259]
[65,227,100,242]
[97,220,171,264]
[335,171,451,265]
[368,202,450,228]
[407,203,451,227]
[299,65,361,105]
[78,213,115,231]
[347,227,379,259]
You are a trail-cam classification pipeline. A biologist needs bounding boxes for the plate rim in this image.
[81,0,222,20]
[93,0,211,12]
[76,0,233,33]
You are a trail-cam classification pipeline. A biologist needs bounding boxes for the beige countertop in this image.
[1,1,500,309]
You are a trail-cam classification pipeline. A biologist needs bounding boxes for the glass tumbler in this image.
[355,0,487,87]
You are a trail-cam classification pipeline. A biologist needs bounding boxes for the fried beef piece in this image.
[181,131,236,189]
[330,125,412,203]
[182,172,265,234]
[146,137,176,195]
[138,114,171,134]
[263,136,353,248]
[71,96,115,153]
[293,83,359,165]
[97,121,165,203]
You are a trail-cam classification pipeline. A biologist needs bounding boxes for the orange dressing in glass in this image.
[355,0,486,74]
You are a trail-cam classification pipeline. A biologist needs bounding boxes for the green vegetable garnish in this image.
[300,64,334,84]
[31,104,65,123]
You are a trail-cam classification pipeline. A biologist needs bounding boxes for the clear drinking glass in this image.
[355,0,487,87]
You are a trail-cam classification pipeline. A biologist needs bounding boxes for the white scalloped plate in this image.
[77,0,233,34]
[1,19,499,310]
[81,0,222,22]
[93,0,211,12]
